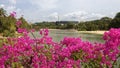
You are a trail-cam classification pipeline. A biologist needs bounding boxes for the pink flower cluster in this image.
[1,19,120,68]
[16,20,22,28]
[10,11,16,17]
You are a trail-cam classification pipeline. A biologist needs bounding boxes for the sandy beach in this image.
[78,31,107,35]
[48,29,107,35]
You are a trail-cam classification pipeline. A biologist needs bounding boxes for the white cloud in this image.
[63,11,88,21]
[91,13,105,18]
[1,0,119,22]
[30,0,58,10]
[48,12,58,18]
[0,4,21,17]
[9,0,16,5]
[64,11,88,17]
[6,6,16,12]
[84,13,106,21]
[0,4,5,8]
[109,12,116,18]
[0,0,21,17]
[57,11,106,21]
[6,6,21,17]
[46,12,59,21]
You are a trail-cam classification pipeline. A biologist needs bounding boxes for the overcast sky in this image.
[0,0,120,22]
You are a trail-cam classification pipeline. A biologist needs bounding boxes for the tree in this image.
[0,8,17,37]
[0,8,6,17]
[115,12,120,18]
[18,17,30,29]
[0,8,6,33]
[100,17,112,21]
[66,23,74,29]
[2,15,17,37]
[109,12,120,28]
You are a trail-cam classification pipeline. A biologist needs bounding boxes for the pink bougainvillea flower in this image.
[16,20,22,27]
[10,11,16,17]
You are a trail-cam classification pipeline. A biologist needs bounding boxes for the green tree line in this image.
[32,12,120,31]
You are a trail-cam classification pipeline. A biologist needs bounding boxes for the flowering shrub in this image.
[0,13,120,68]
[0,28,120,68]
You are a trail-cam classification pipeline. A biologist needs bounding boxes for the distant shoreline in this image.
[48,29,106,35]
[78,31,106,35]
[48,29,76,31]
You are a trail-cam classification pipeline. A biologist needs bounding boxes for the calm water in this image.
[29,29,104,43]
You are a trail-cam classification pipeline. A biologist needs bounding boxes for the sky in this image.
[0,0,120,23]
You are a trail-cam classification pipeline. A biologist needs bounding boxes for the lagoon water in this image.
[29,29,104,43]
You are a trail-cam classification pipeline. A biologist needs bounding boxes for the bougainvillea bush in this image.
[0,13,120,68]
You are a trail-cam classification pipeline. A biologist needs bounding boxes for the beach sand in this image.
[78,31,107,35]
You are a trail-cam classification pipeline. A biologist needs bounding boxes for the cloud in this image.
[91,13,105,18]
[0,4,21,17]
[0,0,21,17]
[0,0,119,22]
[6,6,16,12]
[29,0,58,10]
[45,12,58,21]
[64,11,87,17]
[37,11,107,22]
[0,4,5,8]
[108,12,116,18]
[9,0,16,5]
[48,12,58,18]
[84,13,105,21]
[57,11,106,21]
[6,6,21,17]
[63,11,88,21]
